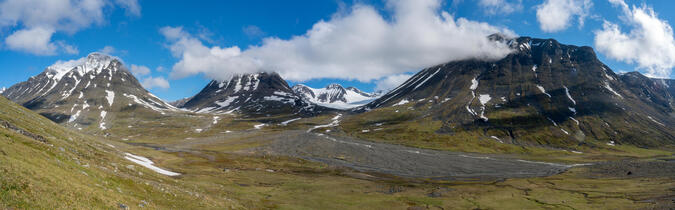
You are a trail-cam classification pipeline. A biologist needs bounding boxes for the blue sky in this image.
[1,0,674,101]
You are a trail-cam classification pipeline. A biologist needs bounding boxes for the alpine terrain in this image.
[292,83,380,109]
[350,35,674,148]
[1,53,179,131]
[177,72,327,116]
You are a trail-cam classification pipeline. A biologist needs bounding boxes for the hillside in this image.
[1,53,179,133]
[347,36,674,149]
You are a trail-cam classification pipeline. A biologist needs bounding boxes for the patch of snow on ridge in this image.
[99,111,107,130]
[254,123,266,129]
[478,94,491,121]
[215,96,238,107]
[124,153,180,176]
[536,85,551,98]
[105,90,115,106]
[307,114,342,133]
[470,77,479,90]
[69,110,81,123]
[213,116,220,125]
[479,94,491,105]
[563,86,576,105]
[647,116,665,126]
[280,118,301,126]
[603,82,623,98]
[414,68,441,90]
[394,99,409,106]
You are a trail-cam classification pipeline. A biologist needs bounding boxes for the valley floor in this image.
[2,108,674,209]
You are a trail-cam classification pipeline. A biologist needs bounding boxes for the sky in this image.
[1,0,675,101]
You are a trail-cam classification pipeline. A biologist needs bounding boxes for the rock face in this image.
[179,72,325,116]
[292,84,380,109]
[2,53,177,130]
[358,36,674,147]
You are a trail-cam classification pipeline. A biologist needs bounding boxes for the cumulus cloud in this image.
[161,0,514,83]
[141,76,170,90]
[5,27,57,55]
[535,0,592,32]
[478,0,522,15]
[374,73,413,92]
[594,0,675,78]
[0,0,140,55]
[129,64,151,76]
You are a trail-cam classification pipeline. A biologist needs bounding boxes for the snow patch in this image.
[105,90,115,106]
[215,96,238,107]
[124,153,180,176]
[307,114,342,133]
[393,99,409,106]
[536,85,551,98]
[280,118,301,126]
[647,116,665,126]
[470,77,479,90]
[99,111,107,130]
[603,82,623,98]
[563,86,576,105]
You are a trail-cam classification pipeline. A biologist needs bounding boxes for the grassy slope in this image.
[0,96,242,209]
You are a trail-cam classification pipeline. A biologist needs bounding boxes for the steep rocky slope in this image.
[354,36,674,147]
[179,72,327,116]
[2,53,178,131]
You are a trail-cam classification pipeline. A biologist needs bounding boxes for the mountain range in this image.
[2,35,674,147]
[292,84,381,109]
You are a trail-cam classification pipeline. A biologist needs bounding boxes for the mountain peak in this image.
[45,52,122,81]
[325,83,344,89]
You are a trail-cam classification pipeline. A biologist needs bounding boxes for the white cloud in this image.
[129,64,151,76]
[0,0,140,55]
[141,76,170,89]
[161,0,514,83]
[478,0,522,15]
[114,0,141,17]
[594,0,675,78]
[58,41,79,54]
[99,46,116,54]
[535,0,592,32]
[242,25,265,38]
[5,27,56,55]
[375,73,413,92]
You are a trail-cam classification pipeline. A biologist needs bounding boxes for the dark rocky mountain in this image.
[357,35,674,147]
[651,77,675,101]
[292,84,380,109]
[169,96,193,108]
[179,72,326,116]
[2,53,177,131]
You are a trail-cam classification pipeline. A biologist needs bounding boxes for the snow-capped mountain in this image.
[357,35,674,147]
[178,72,327,116]
[2,53,177,130]
[292,84,380,109]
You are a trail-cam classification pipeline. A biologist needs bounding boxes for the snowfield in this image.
[124,153,181,176]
